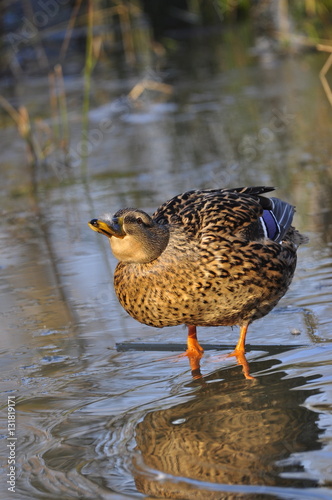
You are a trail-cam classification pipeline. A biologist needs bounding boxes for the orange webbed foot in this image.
[186,336,204,358]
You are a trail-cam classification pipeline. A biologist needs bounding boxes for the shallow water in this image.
[1,26,332,500]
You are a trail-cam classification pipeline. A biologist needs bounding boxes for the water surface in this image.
[1,26,332,500]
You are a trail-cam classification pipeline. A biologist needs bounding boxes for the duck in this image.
[88,186,306,377]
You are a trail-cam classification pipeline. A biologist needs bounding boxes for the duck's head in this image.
[88,208,169,263]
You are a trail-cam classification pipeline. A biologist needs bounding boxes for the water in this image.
[1,25,332,500]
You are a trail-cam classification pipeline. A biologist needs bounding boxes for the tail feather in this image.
[228,187,307,246]
[269,197,295,241]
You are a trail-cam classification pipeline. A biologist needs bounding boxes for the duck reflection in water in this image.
[133,357,321,499]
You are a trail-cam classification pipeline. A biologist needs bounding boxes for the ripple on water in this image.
[15,346,332,500]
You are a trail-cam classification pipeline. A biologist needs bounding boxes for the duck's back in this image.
[153,186,296,245]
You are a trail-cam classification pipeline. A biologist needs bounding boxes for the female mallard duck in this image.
[88,186,306,372]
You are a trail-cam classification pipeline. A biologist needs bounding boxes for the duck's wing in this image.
[153,186,295,243]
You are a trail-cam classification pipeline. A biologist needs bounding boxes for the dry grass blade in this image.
[54,64,70,153]
[0,95,40,165]
[0,94,21,124]
[317,44,332,107]
[128,80,173,101]
[59,0,83,62]
[81,0,94,181]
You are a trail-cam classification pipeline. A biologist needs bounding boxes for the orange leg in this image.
[186,325,204,357]
[229,323,255,380]
[234,323,248,355]
[185,325,204,378]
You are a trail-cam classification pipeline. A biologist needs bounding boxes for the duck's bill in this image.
[88,218,125,238]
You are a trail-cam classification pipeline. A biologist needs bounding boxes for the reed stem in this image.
[81,0,94,181]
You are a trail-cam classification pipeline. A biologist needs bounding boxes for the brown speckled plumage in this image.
[89,186,306,368]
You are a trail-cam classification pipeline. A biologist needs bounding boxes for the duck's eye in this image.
[136,217,144,225]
